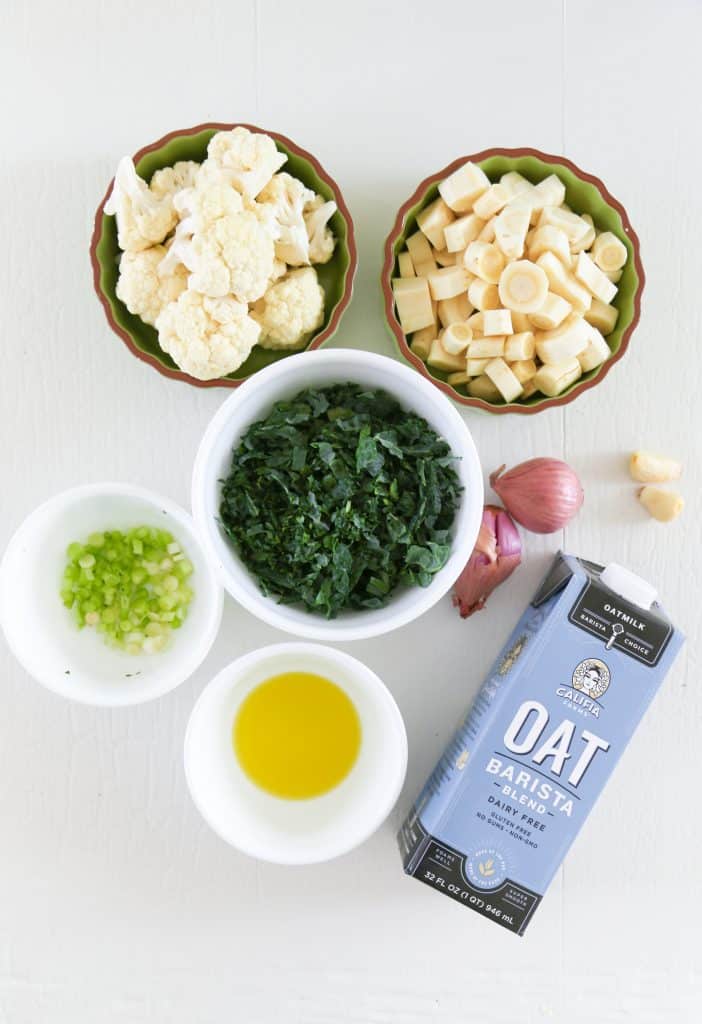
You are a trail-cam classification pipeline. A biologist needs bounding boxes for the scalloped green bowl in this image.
[91,123,357,388]
[382,148,644,414]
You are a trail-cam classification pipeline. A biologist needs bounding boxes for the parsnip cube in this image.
[447,370,471,386]
[535,314,590,364]
[392,277,435,333]
[484,357,523,403]
[577,325,611,372]
[468,375,502,401]
[532,357,582,397]
[468,279,500,311]
[494,201,531,260]
[437,293,473,329]
[527,224,571,266]
[433,247,456,267]
[500,171,535,200]
[466,311,484,334]
[428,265,470,301]
[469,336,505,359]
[504,331,535,361]
[417,197,455,250]
[521,379,538,399]
[533,174,566,210]
[466,357,490,376]
[473,184,510,220]
[406,231,434,266]
[398,251,415,278]
[464,241,505,284]
[638,486,684,523]
[585,298,619,335]
[574,251,618,304]
[536,252,592,313]
[414,258,437,278]
[604,268,623,283]
[441,322,472,355]
[410,329,435,362]
[629,451,682,484]
[511,312,532,332]
[483,309,513,336]
[510,358,538,383]
[444,213,485,253]
[528,292,572,330]
[439,161,490,213]
[592,231,628,273]
[570,213,596,254]
[478,217,497,242]
[538,205,591,243]
[427,337,467,372]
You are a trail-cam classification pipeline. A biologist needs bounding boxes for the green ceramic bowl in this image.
[381,148,644,414]
[91,123,357,388]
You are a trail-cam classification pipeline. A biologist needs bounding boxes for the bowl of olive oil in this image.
[184,643,407,864]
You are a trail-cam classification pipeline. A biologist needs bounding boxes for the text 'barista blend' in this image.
[399,553,684,935]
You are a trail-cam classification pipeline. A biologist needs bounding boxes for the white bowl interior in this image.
[0,485,223,706]
[192,351,483,641]
[184,644,408,864]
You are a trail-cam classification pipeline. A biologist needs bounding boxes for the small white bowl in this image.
[192,349,483,641]
[184,643,407,864]
[0,483,223,707]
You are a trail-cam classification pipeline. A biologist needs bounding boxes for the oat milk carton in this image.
[399,553,684,935]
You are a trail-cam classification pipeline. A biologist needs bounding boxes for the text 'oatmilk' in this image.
[399,553,684,935]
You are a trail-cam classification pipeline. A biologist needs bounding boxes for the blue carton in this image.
[399,553,684,935]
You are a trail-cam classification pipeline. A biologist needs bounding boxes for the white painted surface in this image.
[0,1,698,1020]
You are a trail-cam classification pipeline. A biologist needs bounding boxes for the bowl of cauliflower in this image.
[91,123,357,386]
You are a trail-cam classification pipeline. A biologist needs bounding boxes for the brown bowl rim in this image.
[90,121,358,389]
[381,146,645,415]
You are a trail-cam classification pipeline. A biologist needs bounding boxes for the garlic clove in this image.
[638,486,684,523]
[629,450,682,484]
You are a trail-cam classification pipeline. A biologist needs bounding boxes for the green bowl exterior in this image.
[91,124,357,387]
[382,150,644,414]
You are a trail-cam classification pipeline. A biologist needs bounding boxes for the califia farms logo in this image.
[556,658,611,719]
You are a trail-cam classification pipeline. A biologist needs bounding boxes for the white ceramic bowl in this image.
[192,349,483,641]
[184,643,408,864]
[0,483,223,707]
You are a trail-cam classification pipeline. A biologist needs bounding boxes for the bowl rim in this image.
[381,146,646,415]
[90,121,358,389]
[0,481,224,707]
[191,348,484,642]
[183,642,409,864]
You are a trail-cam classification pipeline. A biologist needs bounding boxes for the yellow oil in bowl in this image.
[233,671,361,800]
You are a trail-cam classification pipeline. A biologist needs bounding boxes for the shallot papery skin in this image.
[452,505,522,619]
[490,458,584,534]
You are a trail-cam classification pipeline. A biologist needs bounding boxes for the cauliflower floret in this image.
[173,174,244,231]
[252,267,325,350]
[304,194,337,264]
[174,209,275,302]
[104,157,177,252]
[149,160,200,201]
[206,127,286,200]
[116,245,188,326]
[270,258,287,282]
[155,291,260,380]
[258,172,316,266]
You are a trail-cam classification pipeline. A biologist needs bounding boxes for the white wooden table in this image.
[1,2,699,1020]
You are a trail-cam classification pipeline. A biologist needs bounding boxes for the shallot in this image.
[490,458,584,534]
[452,505,522,618]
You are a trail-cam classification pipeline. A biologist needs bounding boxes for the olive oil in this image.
[233,671,361,799]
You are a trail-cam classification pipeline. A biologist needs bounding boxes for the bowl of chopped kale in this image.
[192,350,483,640]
